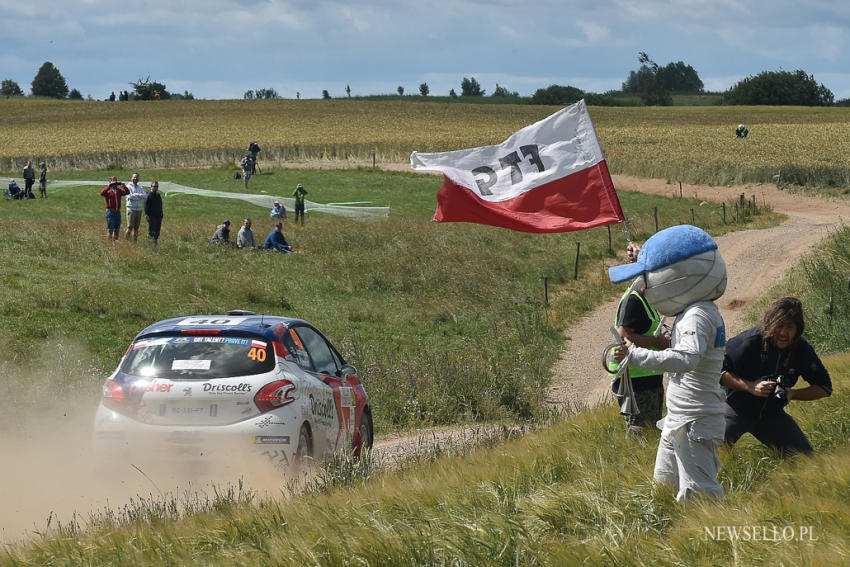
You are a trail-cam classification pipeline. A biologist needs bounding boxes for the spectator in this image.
[735,124,749,138]
[240,155,254,189]
[100,176,130,242]
[248,141,261,174]
[263,221,293,253]
[145,180,164,244]
[109,91,116,101]
[124,172,147,241]
[721,296,831,456]
[293,183,308,225]
[210,219,235,246]
[270,200,287,220]
[38,162,47,198]
[7,179,22,200]
[22,161,35,199]
[237,218,257,249]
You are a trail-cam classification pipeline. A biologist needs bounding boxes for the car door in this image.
[288,325,347,452]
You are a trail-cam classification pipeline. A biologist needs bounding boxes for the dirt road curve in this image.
[545,175,850,411]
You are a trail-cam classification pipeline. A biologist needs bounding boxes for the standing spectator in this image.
[263,221,293,253]
[124,172,147,241]
[38,162,47,198]
[293,183,308,225]
[237,218,257,249]
[109,91,116,101]
[22,161,35,199]
[153,90,160,100]
[240,155,254,189]
[209,219,235,246]
[248,141,261,174]
[144,180,164,244]
[100,176,129,242]
[269,200,287,220]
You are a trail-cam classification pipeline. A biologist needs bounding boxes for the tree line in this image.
[2,56,844,106]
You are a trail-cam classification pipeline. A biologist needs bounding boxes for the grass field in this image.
[2,99,849,189]
[0,166,776,437]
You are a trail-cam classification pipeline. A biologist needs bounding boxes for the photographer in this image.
[100,176,130,242]
[721,296,831,455]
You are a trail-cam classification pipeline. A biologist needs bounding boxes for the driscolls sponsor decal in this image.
[202,382,252,394]
[309,393,336,424]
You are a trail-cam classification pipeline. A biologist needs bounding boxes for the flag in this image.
[410,100,625,234]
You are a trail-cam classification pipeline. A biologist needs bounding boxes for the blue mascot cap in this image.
[608,225,718,284]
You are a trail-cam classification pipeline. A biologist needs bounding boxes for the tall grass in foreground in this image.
[4,353,848,566]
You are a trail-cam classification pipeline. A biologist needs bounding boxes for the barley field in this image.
[2,98,849,188]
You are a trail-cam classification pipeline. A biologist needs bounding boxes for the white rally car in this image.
[93,311,373,472]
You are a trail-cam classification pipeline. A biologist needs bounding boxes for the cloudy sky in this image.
[3,0,849,101]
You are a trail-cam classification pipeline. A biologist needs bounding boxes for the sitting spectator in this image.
[263,222,293,253]
[209,219,235,246]
[8,179,22,200]
[237,218,257,249]
[270,200,287,220]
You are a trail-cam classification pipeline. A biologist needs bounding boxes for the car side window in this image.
[292,326,339,376]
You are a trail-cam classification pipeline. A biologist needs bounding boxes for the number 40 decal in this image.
[247,347,267,361]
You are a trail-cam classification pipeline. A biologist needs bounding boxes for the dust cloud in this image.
[0,341,293,546]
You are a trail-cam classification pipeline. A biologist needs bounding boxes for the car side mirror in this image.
[338,364,357,379]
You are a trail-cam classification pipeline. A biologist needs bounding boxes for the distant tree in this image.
[322,89,330,99]
[419,82,429,96]
[131,76,170,100]
[254,88,279,99]
[68,88,83,100]
[1,79,24,96]
[449,88,457,98]
[656,61,703,92]
[397,85,404,96]
[243,90,255,99]
[531,84,585,105]
[31,62,68,98]
[492,83,519,97]
[345,84,351,97]
[722,70,833,106]
[622,52,671,106]
[461,76,484,96]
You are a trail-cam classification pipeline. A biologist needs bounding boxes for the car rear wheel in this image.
[355,409,373,457]
[293,423,313,474]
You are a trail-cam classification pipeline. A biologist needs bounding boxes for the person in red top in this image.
[100,176,130,242]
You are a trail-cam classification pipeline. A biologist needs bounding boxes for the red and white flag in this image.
[410,100,625,233]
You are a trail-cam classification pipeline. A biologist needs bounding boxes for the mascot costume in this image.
[609,225,727,502]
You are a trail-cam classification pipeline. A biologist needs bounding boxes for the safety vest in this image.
[607,289,662,378]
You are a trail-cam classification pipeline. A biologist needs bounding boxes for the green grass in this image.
[0,167,778,438]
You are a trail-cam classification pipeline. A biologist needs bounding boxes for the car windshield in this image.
[121,335,274,379]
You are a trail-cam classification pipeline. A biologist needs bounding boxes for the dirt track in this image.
[545,175,850,411]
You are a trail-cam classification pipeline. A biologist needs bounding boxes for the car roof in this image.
[134,312,310,342]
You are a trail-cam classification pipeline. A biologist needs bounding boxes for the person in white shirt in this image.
[124,172,147,241]
[610,225,728,502]
[237,218,257,249]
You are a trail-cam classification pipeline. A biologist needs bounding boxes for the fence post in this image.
[607,225,612,253]
[372,149,376,168]
[574,242,581,280]
[691,207,695,225]
[653,206,659,233]
[735,202,739,224]
[679,181,683,198]
[722,202,727,224]
[542,275,549,305]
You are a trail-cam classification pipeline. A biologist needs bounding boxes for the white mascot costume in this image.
[609,225,727,501]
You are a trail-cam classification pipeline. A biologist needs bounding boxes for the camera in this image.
[770,374,789,408]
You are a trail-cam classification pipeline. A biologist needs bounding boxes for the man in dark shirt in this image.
[144,180,164,243]
[721,296,831,455]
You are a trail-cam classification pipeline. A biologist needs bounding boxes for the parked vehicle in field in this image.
[93,311,372,473]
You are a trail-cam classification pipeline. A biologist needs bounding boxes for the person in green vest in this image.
[293,183,308,225]
[608,242,671,434]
